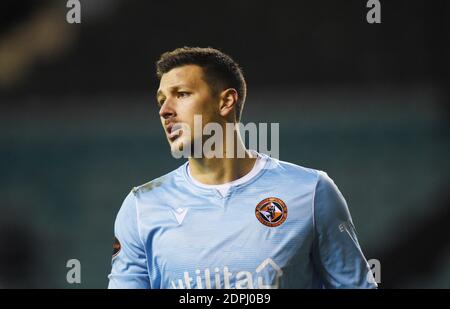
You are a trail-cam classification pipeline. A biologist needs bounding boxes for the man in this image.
[108,47,377,289]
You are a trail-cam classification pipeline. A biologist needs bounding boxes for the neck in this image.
[188,130,257,185]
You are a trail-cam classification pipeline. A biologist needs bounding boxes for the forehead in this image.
[158,64,206,91]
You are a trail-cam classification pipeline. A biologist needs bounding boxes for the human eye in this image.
[157,97,165,107]
[177,91,191,99]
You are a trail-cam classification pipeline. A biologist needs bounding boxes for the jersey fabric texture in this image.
[108,153,377,289]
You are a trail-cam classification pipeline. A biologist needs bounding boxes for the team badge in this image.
[112,236,121,258]
[255,197,287,227]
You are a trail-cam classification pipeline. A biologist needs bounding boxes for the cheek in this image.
[179,94,219,125]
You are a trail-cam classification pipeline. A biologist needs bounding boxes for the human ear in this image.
[219,88,238,119]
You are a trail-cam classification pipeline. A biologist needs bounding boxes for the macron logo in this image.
[173,207,188,225]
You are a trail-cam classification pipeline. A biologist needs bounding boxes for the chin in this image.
[169,137,191,158]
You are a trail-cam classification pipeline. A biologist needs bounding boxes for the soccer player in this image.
[107,47,377,289]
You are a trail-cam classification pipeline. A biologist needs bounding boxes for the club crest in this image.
[255,197,287,227]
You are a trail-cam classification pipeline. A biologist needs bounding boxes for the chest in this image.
[141,191,314,288]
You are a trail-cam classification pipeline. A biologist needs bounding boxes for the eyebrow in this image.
[156,84,191,100]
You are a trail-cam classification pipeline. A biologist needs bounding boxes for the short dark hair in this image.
[156,47,247,122]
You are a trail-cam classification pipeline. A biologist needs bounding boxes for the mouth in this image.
[166,123,183,142]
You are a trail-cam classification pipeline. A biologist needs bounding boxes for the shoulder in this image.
[130,162,188,197]
[265,156,325,188]
[263,156,344,202]
[313,170,344,201]
[114,163,187,234]
[311,169,351,224]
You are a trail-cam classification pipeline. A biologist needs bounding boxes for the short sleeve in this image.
[107,191,150,289]
[312,171,377,289]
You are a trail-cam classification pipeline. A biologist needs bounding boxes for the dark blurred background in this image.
[0,0,449,288]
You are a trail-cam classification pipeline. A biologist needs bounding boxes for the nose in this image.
[159,97,176,119]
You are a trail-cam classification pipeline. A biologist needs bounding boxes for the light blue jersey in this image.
[108,153,377,289]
